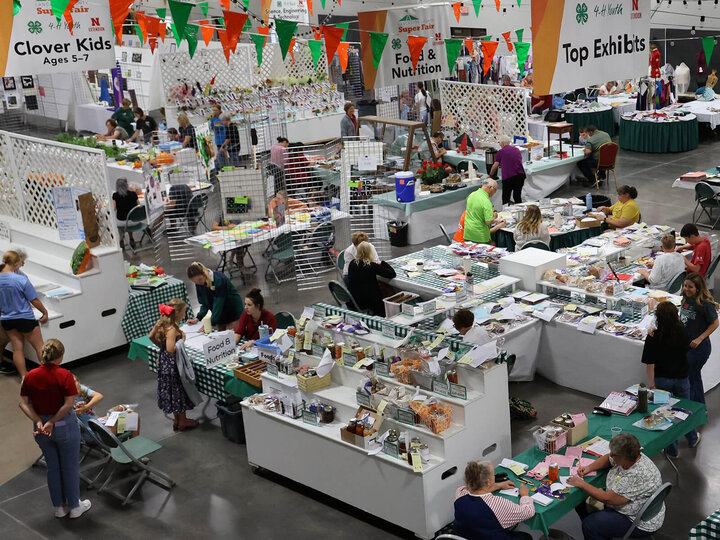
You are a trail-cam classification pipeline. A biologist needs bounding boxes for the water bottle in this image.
[638,383,648,414]
[585,193,592,212]
[259,324,270,339]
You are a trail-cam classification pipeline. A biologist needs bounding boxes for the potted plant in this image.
[416,161,448,186]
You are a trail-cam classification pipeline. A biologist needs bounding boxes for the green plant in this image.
[416,161,448,185]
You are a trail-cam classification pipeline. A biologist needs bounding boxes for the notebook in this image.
[531,492,554,506]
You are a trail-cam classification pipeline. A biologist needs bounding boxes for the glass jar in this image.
[446,369,458,384]
[287,326,296,337]
[418,443,430,462]
[320,404,334,423]
[386,429,399,443]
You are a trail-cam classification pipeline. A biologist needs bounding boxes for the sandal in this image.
[177,418,199,431]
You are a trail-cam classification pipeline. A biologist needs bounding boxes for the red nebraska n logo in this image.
[632,0,639,9]
[91,17,100,26]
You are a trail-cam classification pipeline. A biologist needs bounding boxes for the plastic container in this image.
[216,398,246,444]
[586,193,592,212]
[395,171,416,203]
[387,221,409,247]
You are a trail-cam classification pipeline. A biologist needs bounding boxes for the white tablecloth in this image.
[680,99,720,129]
[74,103,114,134]
[672,177,720,194]
[598,94,637,123]
[527,118,549,142]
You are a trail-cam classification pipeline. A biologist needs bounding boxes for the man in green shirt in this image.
[577,124,611,185]
[463,179,506,243]
[111,98,135,136]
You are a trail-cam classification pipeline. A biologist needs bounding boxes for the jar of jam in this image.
[418,443,430,462]
[548,462,559,482]
[347,419,357,433]
[386,429,399,443]
[335,342,344,361]
[399,440,408,457]
[320,404,334,423]
[287,326,296,337]
[446,369,458,384]
[355,419,365,436]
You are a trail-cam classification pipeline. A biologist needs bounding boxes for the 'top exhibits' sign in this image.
[532,0,651,95]
[0,0,115,77]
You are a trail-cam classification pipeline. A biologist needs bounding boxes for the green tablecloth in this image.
[566,108,615,141]
[501,398,707,535]
[690,508,720,539]
[121,277,194,342]
[496,226,603,252]
[369,184,482,216]
[619,117,699,153]
[127,336,259,401]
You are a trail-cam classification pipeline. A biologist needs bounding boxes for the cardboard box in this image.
[339,406,383,448]
[551,415,589,446]
[575,216,602,229]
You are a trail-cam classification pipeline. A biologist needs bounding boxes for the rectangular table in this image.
[121,277,194,342]
[690,508,720,539]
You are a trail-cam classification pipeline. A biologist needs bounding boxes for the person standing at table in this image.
[489,136,526,205]
[463,179,506,244]
[18,339,91,518]
[680,272,719,404]
[186,262,244,331]
[219,113,241,168]
[111,98,134,136]
[676,223,712,276]
[513,204,550,250]
[177,113,197,150]
[112,177,139,251]
[347,242,396,316]
[209,104,225,154]
[415,82,430,124]
[577,125,611,185]
[568,433,664,540]
[642,301,700,458]
[128,107,157,143]
[270,137,289,169]
[235,288,277,350]
[340,103,358,138]
[637,234,686,291]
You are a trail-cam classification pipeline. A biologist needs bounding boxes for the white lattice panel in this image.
[258,42,329,82]
[0,131,116,246]
[439,81,528,145]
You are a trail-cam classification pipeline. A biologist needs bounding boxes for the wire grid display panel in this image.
[259,42,329,81]
[376,101,400,120]
[375,86,399,103]
[439,80,528,145]
[0,131,117,246]
[218,168,267,224]
[341,139,391,260]
[284,139,349,291]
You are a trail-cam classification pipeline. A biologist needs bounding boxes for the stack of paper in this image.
[598,391,638,416]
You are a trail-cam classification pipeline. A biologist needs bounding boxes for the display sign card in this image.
[302,409,319,426]
[397,408,415,426]
[356,392,372,408]
[411,452,424,473]
[375,362,390,377]
[266,362,279,377]
[383,440,399,458]
[311,343,323,357]
[450,383,468,400]
[432,379,450,396]
[357,155,378,171]
[0,221,11,242]
[456,287,468,304]
[382,321,395,339]
[203,330,236,369]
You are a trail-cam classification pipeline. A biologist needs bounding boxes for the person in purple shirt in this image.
[489,135,526,205]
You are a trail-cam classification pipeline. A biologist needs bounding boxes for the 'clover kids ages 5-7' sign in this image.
[358,5,452,90]
[0,0,115,77]
[531,0,651,95]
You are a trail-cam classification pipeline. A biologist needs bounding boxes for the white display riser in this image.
[243,362,510,540]
[0,218,128,363]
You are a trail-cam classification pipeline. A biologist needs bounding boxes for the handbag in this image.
[544,109,566,122]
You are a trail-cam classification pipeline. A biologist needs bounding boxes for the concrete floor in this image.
[2,128,720,539]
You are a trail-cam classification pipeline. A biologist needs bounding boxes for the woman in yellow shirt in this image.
[597,185,640,229]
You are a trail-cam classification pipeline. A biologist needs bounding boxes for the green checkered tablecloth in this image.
[121,278,194,342]
[691,509,720,539]
[128,336,259,401]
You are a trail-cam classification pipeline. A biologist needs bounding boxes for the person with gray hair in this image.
[568,433,665,539]
[453,460,534,539]
[463,178,506,243]
[489,136,526,205]
[112,177,139,250]
[219,112,241,167]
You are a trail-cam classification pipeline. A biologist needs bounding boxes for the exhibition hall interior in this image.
[3,0,720,538]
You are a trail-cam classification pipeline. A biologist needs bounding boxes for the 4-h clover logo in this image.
[576,3,588,24]
[28,20,42,34]
[391,38,402,50]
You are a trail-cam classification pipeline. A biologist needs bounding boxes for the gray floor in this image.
[2,127,720,539]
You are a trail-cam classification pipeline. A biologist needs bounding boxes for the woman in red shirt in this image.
[19,339,91,519]
[235,288,277,350]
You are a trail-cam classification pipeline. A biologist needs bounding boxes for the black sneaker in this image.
[0,362,17,375]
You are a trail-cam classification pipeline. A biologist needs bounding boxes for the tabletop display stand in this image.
[358,116,436,171]
[242,305,511,540]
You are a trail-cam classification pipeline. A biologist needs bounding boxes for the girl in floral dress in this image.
[149,298,198,431]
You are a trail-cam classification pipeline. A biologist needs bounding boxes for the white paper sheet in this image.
[125,413,139,431]
[316,348,335,378]
[499,488,519,497]
[533,307,560,322]
[105,411,120,427]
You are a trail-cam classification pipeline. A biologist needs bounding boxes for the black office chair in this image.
[275,311,295,329]
[521,240,551,251]
[185,192,209,234]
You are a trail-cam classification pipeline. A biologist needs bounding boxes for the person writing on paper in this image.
[186,262,244,332]
[128,107,157,143]
[430,131,448,158]
[513,204,551,250]
[676,223,712,276]
[636,234,685,291]
[96,119,129,141]
[568,433,665,540]
[267,190,309,223]
[235,288,277,350]
[342,231,379,287]
[599,81,621,95]
[463,179,506,244]
[453,309,491,346]
[641,301,700,458]
[596,185,640,229]
[520,73,533,88]
[348,242,397,317]
[453,460,534,540]
[577,125,611,185]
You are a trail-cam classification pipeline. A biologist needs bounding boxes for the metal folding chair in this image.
[693,182,720,229]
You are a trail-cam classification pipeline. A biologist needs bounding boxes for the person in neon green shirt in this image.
[597,185,640,229]
[463,179,507,243]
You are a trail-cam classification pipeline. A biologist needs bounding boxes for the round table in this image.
[619,116,699,153]
[565,107,615,141]
[495,226,603,252]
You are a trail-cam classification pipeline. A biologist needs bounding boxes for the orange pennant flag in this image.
[220,0,230,9]
[135,11,148,41]
[307,0,313,16]
[452,2,462,23]
[407,35,428,71]
[312,26,322,40]
[257,25,269,48]
[146,15,160,52]
[322,25,345,66]
[223,10,249,52]
[261,0,271,24]
[495,0,501,11]
[159,22,166,42]
[337,42,350,72]
[464,37,474,55]
[199,19,214,46]
[480,41,499,75]
[289,37,296,65]
[62,0,81,35]
[109,0,135,45]
[217,28,232,64]
[501,31,513,52]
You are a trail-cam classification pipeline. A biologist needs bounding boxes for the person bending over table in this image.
[463,179,506,244]
[186,262,244,331]
[430,131,448,158]
[599,81,621,95]
[577,125,611,185]
[676,223,712,276]
[235,288,277,350]
[348,242,396,316]
[96,119,129,141]
[111,98,134,135]
[128,107,157,144]
[568,433,665,540]
[530,94,552,114]
[267,190,309,223]
[453,309,491,345]
[490,136,526,205]
[637,234,685,291]
[454,460,534,540]
[596,185,640,229]
[680,272,719,404]
[343,231,378,287]
[642,301,700,458]
[513,204,550,250]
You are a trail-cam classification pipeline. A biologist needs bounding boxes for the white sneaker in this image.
[69,499,91,519]
[54,505,68,518]
[690,432,702,449]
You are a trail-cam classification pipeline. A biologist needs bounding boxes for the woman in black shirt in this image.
[177,113,197,150]
[347,242,396,316]
[219,113,241,167]
[112,177,139,250]
[128,107,158,143]
[642,301,699,457]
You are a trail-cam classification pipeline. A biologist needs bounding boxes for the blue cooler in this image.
[395,171,415,203]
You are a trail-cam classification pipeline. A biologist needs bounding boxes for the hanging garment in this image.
[674,62,691,95]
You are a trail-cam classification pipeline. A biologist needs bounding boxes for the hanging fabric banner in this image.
[217,28,232,63]
[480,41,499,75]
[337,42,350,72]
[516,29,524,42]
[320,0,326,8]
[159,20,166,42]
[502,31,513,52]
[407,36,428,71]
[288,37,296,64]
[223,10,249,52]
[444,38,463,73]
[308,39,323,69]
[168,0,193,39]
[156,8,166,19]
[275,19,298,60]
[62,0,81,35]
[517,0,522,5]
[250,33,266,66]
[261,0,271,24]
[110,0,136,44]
[495,0,501,11]
[472,0,482,17]
[452,2,462,23]
[481,35,492,41]
[703,36,715,67]
[170,22,181,47]
[134,23,144,45]
[198,1,208,16]
[322,25,345,65]
[185,24,198,58]
[515,42,530,76]
[265,0,309,24]
[464,37,474,55]
[307,0,313,16]
[135,12,149,43]
[369,32,389,70]
[146,16,160,52]
[257,25,270,47]
[220,0,230,9]
[312,26,322,40]
[200,20,214,47]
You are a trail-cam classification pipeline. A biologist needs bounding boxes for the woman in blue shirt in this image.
[0,251,49,378]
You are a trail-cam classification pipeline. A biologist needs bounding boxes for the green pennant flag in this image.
[170,22,181,47]
[242,0,249,7]
[444,39,463,73]
[320,0,326,8]
[336,22,350,41]
[250,33,266,66]
[308,40,323,69]
[515,29,524,43]
[198,0,208,17]
[472,0,482,16]
[13,0,21,15]
[168,0,194,39]
[185,24,199,58]
[275,19,298,61]
[369,32,389,70]
[243,18,251,32]
[218,17,225,29]
[134,23,145,45]
[50,0,71,24]
[516,0,522,5]
[703,36,715,67]
[515,42,530,76]
[481,35,492,41]
[156,8,166,19]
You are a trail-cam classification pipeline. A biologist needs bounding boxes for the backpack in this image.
[509,397,537,420]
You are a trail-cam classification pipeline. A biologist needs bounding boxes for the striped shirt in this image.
[455,486,535,529]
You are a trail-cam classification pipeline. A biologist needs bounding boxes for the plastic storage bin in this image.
[216,397,246,444]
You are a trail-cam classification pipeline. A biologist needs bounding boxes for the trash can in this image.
[591,194,611,209]
[216,397,246,444]
[387,220,409,247]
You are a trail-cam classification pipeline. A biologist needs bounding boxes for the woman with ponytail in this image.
[185,262,244,331]
[19,339,91,519]
[235,288,277,350]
